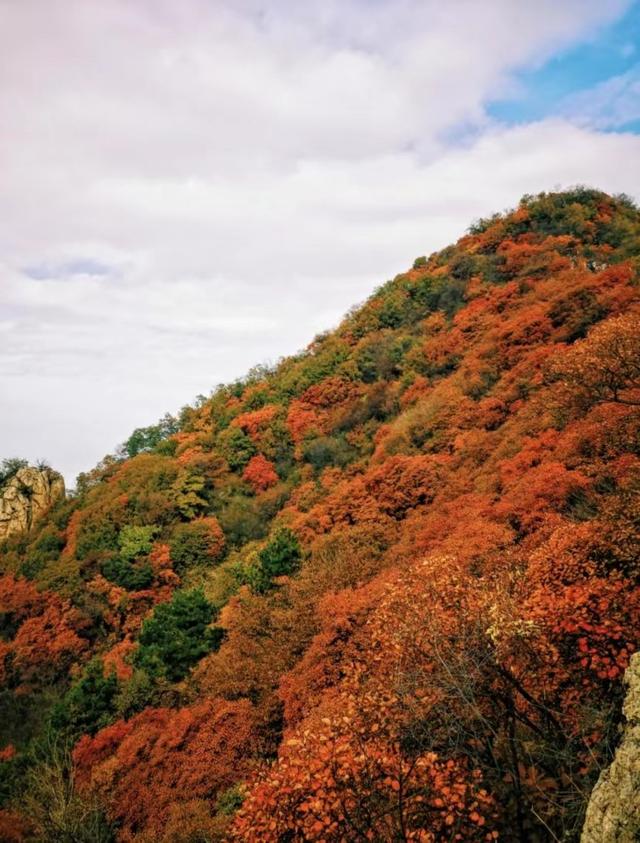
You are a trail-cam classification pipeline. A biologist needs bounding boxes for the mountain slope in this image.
[1,187,640,842]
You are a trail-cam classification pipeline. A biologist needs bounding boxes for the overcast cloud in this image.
[2,0,640,485]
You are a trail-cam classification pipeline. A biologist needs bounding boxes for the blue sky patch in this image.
[488,2,640,130]
[24,258,114,281]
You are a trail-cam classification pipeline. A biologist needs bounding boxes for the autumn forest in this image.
[1,188,640,841]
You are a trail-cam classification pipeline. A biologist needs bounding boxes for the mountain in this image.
[1,187,639,842]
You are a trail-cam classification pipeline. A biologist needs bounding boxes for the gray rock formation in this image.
[0,466,65,541]
[581,652,640,842]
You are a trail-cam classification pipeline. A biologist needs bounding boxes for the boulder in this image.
[581,652,640,842]
[0,466,65,541]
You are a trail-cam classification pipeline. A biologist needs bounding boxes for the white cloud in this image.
[559,64,640,129]
[0,0,637,484]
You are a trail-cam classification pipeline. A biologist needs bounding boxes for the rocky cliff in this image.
[582,652,640,843]
[0,466,65,541]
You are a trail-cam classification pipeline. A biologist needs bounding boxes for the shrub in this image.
[549,311,640,409]
[302,436,355,470]
[217,496,271,547]
[218,427,257,471]
[51,659,118,738]
[99,524,157,590]
[101,557,154,591]
[76,521,120,560]
[0,458,28,487]
[172,471,208,519]
[118,525,157,562]
[134,589,222,682]
[113,669,167,719]
[242,454,279,493]
[121,413,179,458]
[258,528,302,581]
[169,517,226,574]
[355,335,409,383]
[19,529,66,580]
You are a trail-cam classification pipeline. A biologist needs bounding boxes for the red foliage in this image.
[365,454,450,518]
[0,575,89,688]
[11,602,89,685]
[286,400,324,444]
[5,192,640,840]
[526,578,640,684]
[102,638,136,681]
[74,698,256,841]
[301,377,358,408]
[242,454,279,492]
[232,405,279,441]
[0,744,16,762]
[196,516,226,561]
[0,810,31,842]
[0,574,46,623]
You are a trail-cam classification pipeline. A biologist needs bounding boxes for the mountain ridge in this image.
[1,187,640,841]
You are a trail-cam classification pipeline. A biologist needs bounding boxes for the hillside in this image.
[1,188,640,842]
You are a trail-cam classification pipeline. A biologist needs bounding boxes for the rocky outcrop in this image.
[581,652,640,843]
[0,467,65,541]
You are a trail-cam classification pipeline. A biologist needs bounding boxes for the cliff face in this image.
[0,467,65,540]
[582,652,640,843]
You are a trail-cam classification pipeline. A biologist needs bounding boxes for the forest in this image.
[1,188,639,841]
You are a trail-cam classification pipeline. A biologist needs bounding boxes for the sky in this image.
[2,0,640,487]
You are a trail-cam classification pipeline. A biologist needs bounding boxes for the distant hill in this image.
[1,188,640,842]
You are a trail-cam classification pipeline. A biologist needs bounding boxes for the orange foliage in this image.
[233,560,501,840]
[232,404,279,441]
[286,400,324,444]
[74,698,256,841]
[0,574,46,623]
[365,454,450,518]
[4,191,640,840]
[550,310,640,408]
[196,516,226,561]
[102,637,136,681]
[526,577,640,685]
[0,810,31,843]
[0,575,89,687]
[242,454,279,492]
[11,601,89,685]
[400,375,431,408]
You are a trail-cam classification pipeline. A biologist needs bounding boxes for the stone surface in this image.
[0,467,65,541]
[581,652,640,842]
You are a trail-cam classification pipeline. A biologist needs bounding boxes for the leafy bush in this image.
[355,334,409,383]
[100,524,157,590]
[258,528,302,582]
[114,669,169,719]
[134,589,222,681]
[302,436,355,470]
[19,528,67,580]
[51,659,118,738]
[118,525,157,562]
[217,784,245,816]
[0,458,28,487]
[76,521,120,559]
[242,454,279,492]
[217,494,271,547]
[121,413,179,458]
[218,426,257,471]
[101,556,154,591]
[169,517,225,574]
[172,471,208,519]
